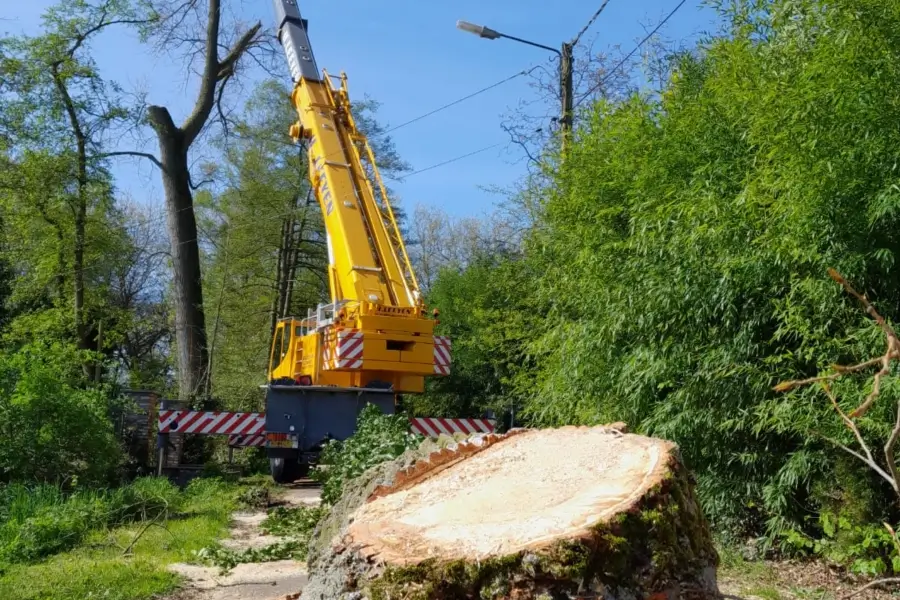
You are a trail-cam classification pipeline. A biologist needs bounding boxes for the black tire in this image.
[270,457,287,483]
[270,456,306,483]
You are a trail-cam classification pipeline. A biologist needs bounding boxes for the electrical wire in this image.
[107,65,533,222]
[583,0,688,98]
[62,39,550,284]
[383,69,533,135]
[572,0,614,47]
[403,143,502,178]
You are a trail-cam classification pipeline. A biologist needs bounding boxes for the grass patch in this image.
[0,476,257,600]
[0,477,181,564]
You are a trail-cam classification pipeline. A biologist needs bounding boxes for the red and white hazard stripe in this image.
[159,410,493,441]
[409,417,494,437]
[323,329,364,370]
[335,329,363,369]
[433,335,451,375]
[158,411,265,435]
[228,433,266,447]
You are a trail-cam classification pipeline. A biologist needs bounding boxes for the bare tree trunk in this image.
[51,62,93,378]
[278,215,295,319]
[149,106,209,401]
[206,231,230,399]
[140,0,261,400]
[283,198,313,318]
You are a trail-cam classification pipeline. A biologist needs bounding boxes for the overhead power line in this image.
[403,143,502,178]
[385,69,533,135]
[572,0,614,47]
[584,0,689,98]
[47,137,506,284]
[107,69,530,221]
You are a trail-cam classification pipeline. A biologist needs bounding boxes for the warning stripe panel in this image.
[228,434,266,447]
[160,411,492,440]
[158,411,264,435]
[408,417,494,438]
[433,335,452,375]
[322,329,364,371]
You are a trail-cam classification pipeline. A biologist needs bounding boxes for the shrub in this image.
[311,404,421,506]
[0,341,124,487]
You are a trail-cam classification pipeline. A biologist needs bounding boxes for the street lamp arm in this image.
[456,20,560,56]
[496,32,561,56]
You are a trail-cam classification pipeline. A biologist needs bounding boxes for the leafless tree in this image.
[408,204,524,293]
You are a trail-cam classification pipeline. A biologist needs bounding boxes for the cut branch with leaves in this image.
[775,268,900,595]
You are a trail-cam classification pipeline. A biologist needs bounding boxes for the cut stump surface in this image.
[302,426,719,600]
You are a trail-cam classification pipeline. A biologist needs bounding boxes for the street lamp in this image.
[456,20,573,143]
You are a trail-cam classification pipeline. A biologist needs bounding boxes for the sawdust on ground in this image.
[347,426,675,564]
[167,485,320,600]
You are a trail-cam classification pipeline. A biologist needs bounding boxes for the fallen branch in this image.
[773,269,900,493]
[841,577,900,599]
[122,517,175,556]
[775,268,900,599]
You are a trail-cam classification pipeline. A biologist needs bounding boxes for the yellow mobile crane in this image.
[264,0,451,481]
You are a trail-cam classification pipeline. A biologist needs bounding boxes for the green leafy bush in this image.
[0,341,124,487]
[115,476,181,521]
[311,404,421,505]
[425,0,900,557]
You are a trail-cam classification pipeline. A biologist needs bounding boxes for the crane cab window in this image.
[281,326,292,361]
[271,325,288,368]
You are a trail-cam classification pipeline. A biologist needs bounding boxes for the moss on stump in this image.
[301,426,719,600]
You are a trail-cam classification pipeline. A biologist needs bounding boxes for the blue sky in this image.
[4,0,720,219]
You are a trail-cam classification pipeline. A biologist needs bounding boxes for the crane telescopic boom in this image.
[267,0,450,394]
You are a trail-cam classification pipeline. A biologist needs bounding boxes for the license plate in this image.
[267,439,297,448]
[266,434,298,449]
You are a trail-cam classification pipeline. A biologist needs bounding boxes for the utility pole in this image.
[457,2,611,153]
[559,41,574,149]
[457,21,573,149]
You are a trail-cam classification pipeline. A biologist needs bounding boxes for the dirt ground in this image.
[167,484,321,600]
[718,556,900,600]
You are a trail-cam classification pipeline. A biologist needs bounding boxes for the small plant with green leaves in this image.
[260,505,327,537]
[195,505,326,574]
[194,538,309,574]
[311,404,421,506]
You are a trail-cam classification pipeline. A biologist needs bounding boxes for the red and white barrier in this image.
[157,410,265,435]
[409,417,494,437]
[159,412,493,441]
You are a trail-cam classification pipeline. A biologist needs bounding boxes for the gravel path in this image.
[168,484,321,600]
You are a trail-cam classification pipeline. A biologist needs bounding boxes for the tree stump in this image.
[301,426,719,600]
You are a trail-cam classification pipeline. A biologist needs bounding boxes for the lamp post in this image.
[456,20,573,145]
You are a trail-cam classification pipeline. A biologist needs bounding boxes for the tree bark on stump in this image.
[302,426,720,600]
